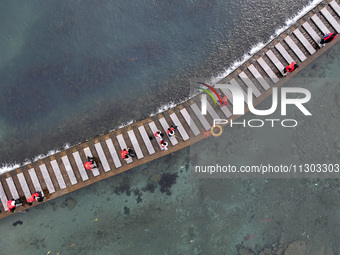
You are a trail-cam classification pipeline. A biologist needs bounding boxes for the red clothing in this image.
[323,33,337,42]
[167,127,175,135]
[154,131,162,138]
[84,161,92,170]
[27,193,40,203]
[221,95,228,106]
[285,62,296,73]
[7,200,16,211]
[121,149,128,159]
[160,140,168,149]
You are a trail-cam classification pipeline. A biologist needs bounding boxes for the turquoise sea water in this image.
[0,40,339,255]
[2,1,340,254]
[0,0,312,166]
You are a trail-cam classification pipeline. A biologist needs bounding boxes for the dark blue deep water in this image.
[0,0,313,166]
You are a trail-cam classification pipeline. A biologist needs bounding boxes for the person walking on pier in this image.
[167,125,177,138]
[320,32,338,46]
[154,130,164,139]
[27,192,44,206]
[84,156,97,171]
[160,140,168,150]
[220,94,228,107]
[7,199,16,212]
[283,62,299,75]
[7,198,23,213]
[121,148,129,162]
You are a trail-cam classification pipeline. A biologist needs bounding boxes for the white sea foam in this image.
[0,143,74,174]
[0,163,21,174]
[150,101,179,117]
[111,119,135,132]
[0,119,138,174]
[0,0,323,174]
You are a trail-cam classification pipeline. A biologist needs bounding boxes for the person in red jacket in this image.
[160,140,168,150]
[167,126,175,138]
[121,148,129,162]
[320,32,338,46]
[283,62,299,75]
[154,130,164,139]
[84,156,97,171]
[7,198,23,213]
[27,192,44,206]
[7,199,16,212]
[220,94,228,107]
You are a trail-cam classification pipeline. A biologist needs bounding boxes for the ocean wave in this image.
[150,101,180,117]
[110,119,135,132]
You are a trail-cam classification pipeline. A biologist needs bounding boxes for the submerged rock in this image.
[284,241,307,255]
[66,198,77,210]
[123,206,130,215]
[114,177,131,196]
[12,220,23,226]
[259,248,272,255]
[238,248,254,255]
[159,173,178,195]
[149,173,162,183]
[141,183,156,193]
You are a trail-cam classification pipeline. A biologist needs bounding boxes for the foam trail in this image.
[210,0,323,85]
[0,143,73,174]
[0,163,21,174]
[150,101,181,117]
[0,119,136,174]
[0,120,138,174]
[110,119,135,132]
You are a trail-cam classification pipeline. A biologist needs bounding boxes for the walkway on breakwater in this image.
[0,0,339,220]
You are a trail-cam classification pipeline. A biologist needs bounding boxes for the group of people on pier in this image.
[5,30,338,214]
[6,123,178,212]
[86,30,338,168]
[7,191,44,212]
[121,148,136,162]
[82,124,178,166]
[154,125,178,151]
[283,32,338,75]
[84,156,97,171]
[121,124,179,162]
